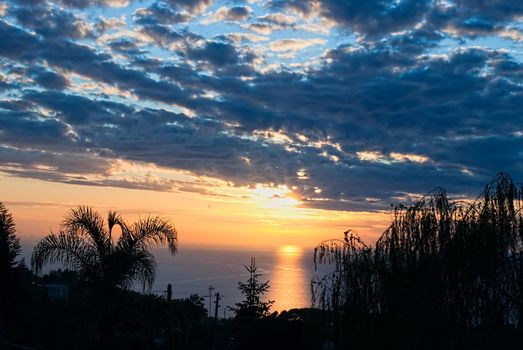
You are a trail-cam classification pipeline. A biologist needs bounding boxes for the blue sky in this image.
[1,0,523,213]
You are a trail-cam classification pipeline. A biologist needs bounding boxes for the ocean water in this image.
[21,242,321,315]
[147,246,317,315]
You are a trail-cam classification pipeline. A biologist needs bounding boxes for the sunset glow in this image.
[1,0,522,347]
[270,243,308,312]
[1,0,521,254]
[1,172,390,250]
[280,245,301,256]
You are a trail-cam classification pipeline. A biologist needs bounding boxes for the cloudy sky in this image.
[1,0,522,247]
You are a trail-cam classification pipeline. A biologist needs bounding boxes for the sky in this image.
[1,0,522,249]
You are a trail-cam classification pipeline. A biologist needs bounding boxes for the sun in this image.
[280,245,301,255]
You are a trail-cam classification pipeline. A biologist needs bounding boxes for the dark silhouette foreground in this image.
[32,206,178,292]
[1,174,523,349]
[313,173,523,349]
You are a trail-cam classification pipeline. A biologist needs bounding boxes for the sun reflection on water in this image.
[269,245,310,312]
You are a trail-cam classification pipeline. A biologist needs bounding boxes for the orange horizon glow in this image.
[0,171,391,252]
[279,245,301,255]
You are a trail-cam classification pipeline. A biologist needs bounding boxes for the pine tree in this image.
[0,201,22,324]
[0,201,21,276]
[232,257,274,320]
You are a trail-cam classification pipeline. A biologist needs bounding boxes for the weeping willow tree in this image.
[312,174,523,348]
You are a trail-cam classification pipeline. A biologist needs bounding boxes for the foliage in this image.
[0,201,24,328]
[31,206,178,291]
[40,268,79,285]
[312,173,523,348]
[186,293,206,309]
[232,257,274,320]
[0,201,21,274]
[3,205,331,350]
[3,283,211,350]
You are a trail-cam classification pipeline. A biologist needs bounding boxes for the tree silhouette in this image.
[0,201,21,275]
[232,257,274,320]
[31,206,178,292]
[312,173,523,349]
[0,201,22,326]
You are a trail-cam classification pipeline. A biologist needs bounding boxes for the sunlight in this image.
[280,245,301,256]
[270,244,308,311]
[251,184,301,210]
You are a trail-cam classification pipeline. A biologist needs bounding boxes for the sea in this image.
[21,242,325,316]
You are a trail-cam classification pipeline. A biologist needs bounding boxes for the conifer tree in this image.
[232,257,274,320]
[0,201,22,324]
[0,201,21,276]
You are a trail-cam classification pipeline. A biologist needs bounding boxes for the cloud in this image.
[13,0,132,9]
[10,4,94,40]
[134,1,192,26]
[356,151,430,164]
[258,12,296,26]
[0,110,72,150]
[95,16,127,35]
[28,67,70,90]
[163,0,213,14]
[245,12,298,35]
[268,0,313,17]
[247,22,278,35]
[317,0,433,37]
[269,38,326,52]
[269,0,523,41]
[0,146,113,179]
[1,0,523,212]
[220,32,269,44]
[204,6,252,24]
[102,0,130,7]
[0,3,8,16]
[185,41,240,67]
[389,153,429,164]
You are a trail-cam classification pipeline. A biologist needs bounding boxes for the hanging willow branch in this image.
[312,173,523,335]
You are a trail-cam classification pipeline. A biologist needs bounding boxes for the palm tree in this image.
[31,206,178,292]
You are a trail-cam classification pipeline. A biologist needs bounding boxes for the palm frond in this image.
[114,249,157,291]
[123,216,178,256]
[133,250,157,291]
[32,208,177,292]
[107,210,127,238]
[62,206,111,257]
[31,230,97,275]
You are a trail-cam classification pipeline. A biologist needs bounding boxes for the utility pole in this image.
[214,292,222,321]
[166,283,172,301]
[208,285,215,316]
[210,290,220,350]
